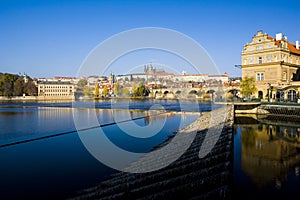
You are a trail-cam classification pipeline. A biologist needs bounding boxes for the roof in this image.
[288,42,300,55]
[208,74,228,77]
[267,35,300,55]
[37,80,72,85]
[175,74,208,76]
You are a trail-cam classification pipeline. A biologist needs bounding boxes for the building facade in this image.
[242,30,300,101]
[37,80,75,99]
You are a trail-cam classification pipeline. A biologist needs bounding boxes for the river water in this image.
[233,115,300,199]
[1,99,300,199]
[0,99,207,199]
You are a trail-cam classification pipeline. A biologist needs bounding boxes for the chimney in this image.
[276,33,283,41]
[296,40,299,50]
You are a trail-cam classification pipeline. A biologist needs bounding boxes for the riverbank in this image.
[258,103,300,119]
[0,96,74,101]
[226,101,300,119]
[70,105,234,199]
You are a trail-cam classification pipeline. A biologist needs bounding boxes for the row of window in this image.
[40,85,73,89]
[40,93,73,96]
[247,43,274,51]
[40,90,72,93]
[255,71,294,82]
[243,54,300,65]
[244,54,279,65]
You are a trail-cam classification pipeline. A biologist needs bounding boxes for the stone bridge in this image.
[149,86,240,99]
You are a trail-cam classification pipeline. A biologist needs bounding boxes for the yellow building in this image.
[37,80,75,99]
[241,30,300,101]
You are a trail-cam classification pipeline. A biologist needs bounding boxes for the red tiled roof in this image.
[267,35,281,47]
[208,75,228,77]
[267,35,274,41]
[267,35,300,55]
[288,42,300,55]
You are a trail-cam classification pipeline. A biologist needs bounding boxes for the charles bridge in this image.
[149,86,241,100]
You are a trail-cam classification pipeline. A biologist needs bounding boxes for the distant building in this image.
[144,64,165,74]
[38,76,77,83]
[37,80,75,99]
[241,30,300,101]
[173,72,228,84]
[208,72,229,83]
[109,72,116,84]
[174,74,208,83]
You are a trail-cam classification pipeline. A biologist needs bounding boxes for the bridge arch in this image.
[175,90,181,95]
[189,90,198,95]
[206,89,215,94]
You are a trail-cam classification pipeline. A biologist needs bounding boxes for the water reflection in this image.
[241,124,300,187]
[0,107,75,144]
[234,116,300,198]
[0,103,199,199]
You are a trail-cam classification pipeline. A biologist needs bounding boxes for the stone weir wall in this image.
[258,104,300,120]
[70,105,234,200]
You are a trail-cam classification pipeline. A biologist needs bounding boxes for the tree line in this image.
[0,73,37,97]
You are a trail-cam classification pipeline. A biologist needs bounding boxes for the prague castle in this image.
[241,30,300,101]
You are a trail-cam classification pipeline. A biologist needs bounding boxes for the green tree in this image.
[83,86,93,97]
[138,83,146,96]
[240,76,257,99]
[113,82,122,96]
[132,83,146,96]
[94,83,99,97]
[77,79,88,87]
[13,78,24,96]
[0,73,17,96]
[122,87,130,96]
[102,85,109,96]
[0,73,37,96]
[24,79,37,96]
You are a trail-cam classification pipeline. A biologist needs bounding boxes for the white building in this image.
[37,80,75,99]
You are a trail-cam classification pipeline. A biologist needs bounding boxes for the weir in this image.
[70,105,234,200]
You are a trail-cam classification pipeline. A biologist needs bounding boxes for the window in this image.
[256,73,264,81]
[249,57,254,64]
[258,57,263,64]
[256,45,264,50]
[266,54,272,62]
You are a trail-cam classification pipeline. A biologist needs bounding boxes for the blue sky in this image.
[0,0,300,78]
